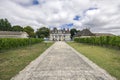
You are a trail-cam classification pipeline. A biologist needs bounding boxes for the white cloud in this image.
[81,0,120,35]
[0,0,120,35]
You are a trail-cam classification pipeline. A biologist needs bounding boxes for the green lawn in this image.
[0,42,53,80]
[68,42,120,80]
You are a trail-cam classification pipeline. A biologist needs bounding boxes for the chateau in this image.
[50,28,71,41]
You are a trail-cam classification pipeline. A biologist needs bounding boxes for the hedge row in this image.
[0,38,43,51]
[74,36,120,48]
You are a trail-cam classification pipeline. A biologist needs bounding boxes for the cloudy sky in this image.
[0,0,120,35]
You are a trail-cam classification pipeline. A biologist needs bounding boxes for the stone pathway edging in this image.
[11,42,116,80]
[11,43,55,80]
[67,43,116,80]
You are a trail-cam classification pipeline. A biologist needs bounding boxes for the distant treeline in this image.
[0,18,79,39]
[0,18,50,38]
[74,36,120,48]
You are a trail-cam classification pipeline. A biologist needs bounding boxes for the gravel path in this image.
[11,42,116,80]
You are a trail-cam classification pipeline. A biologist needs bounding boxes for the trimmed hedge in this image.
[74,36,120,48]
[0,38,43,51]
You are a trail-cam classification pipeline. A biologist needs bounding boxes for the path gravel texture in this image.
[11,42,116,80]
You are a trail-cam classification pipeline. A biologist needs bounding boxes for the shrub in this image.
[74,36,120,48]
[0,38,43,51]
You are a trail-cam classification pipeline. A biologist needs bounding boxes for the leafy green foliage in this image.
[36,27,50,38]
[0,18,12,31]
[12,25,23,31]
[23,26,35,38]
[0,38,43,51]
[74,36,120,48]
[70,28,77,39]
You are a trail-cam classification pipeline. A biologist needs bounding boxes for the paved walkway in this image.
[11,42,116,80]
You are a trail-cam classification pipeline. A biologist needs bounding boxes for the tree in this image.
[70,28,77,39]
[23,26,35,38]
[0,18,12,31]
[12,25,23,31]
[36,27,50,38]
[77,30,81,33]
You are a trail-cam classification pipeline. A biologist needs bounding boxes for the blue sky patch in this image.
[73,15,80,21]
[84,7,98,13]
[32,0,39,5]
[88,7,98,10]
[83,7,98,16]
[67,23,74,27]
[59,23,74,29]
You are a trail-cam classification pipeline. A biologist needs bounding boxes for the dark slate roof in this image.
[51,28,70,34]
[75,29,94,37]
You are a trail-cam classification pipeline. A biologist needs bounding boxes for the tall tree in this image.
[12,25,23,31]
[0,18,12,31]
[70,28,77,39]
[23,26,35,38]
[36,27,50,38]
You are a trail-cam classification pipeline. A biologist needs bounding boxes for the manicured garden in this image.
[68,42,120,80]
[0,41,53,80]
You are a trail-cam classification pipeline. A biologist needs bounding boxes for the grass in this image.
[0,42,53,80]
[67,42,120,80]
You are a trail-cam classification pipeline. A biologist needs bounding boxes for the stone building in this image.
[50,28,71,41]
[74,29,95,38]
[0,31,28,38]
[74,28,114,38]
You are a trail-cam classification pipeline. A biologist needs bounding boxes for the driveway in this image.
[11,42,116,80]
